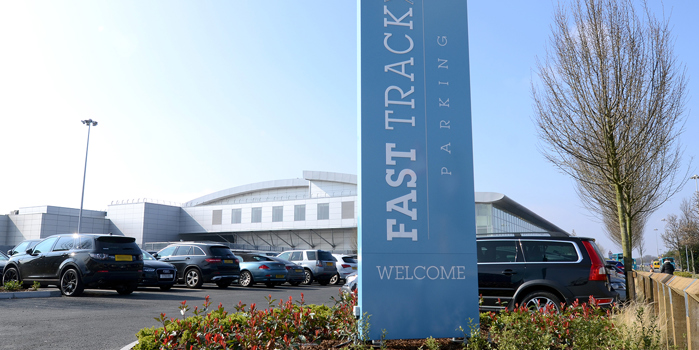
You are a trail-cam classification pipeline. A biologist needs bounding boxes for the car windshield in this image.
[142,250,156,260]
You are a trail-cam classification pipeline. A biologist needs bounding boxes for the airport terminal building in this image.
[0,171,567,253]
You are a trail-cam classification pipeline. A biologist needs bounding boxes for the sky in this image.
[1,1,697,259]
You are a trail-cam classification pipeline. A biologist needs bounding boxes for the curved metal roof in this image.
[183,171,356,207]
[475,192,568,235]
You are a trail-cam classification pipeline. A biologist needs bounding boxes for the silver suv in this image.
[276,249,336,285]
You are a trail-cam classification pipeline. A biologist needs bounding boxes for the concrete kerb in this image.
[121,340,138,350]
[0,288,62,299]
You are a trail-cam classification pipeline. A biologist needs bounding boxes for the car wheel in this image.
[521,291,562,313]
[2,267,20,284]
[318,278,330,286]
[60,268,84,297]
[265,282,275,288]
[159,285,173,291]
[239,271,253,287]
[184,268,203,288]
[329,273,340,285]
[115,283,136,295]
[216,280,231,289]
[302,269,313,285]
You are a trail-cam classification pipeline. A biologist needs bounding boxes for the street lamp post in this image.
[654,228,659,257]
[78,119,98,234]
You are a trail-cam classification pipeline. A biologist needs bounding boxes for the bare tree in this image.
[636,232,646,269]
[661,213,685,268]
[533,0,689,299]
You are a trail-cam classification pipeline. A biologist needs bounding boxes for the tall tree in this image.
[533,0,689,298]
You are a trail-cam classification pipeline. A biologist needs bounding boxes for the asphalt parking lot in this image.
[0,283,343,350]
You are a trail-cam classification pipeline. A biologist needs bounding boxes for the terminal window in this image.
[272,206,283,222]
[251,207,262,223]
[317,203,329,220]
[341,201,354,219]
[212,210,222,225]
[294,205,306,221]
[231,209,242,224]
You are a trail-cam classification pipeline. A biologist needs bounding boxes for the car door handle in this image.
[501,269,517,275]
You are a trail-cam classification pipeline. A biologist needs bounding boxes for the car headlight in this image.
[143,267,155,272]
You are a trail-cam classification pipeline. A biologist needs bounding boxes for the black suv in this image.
[6,239,40,256]
[154,242,240,288]
[2,234,143,296]
[477,234,618,311]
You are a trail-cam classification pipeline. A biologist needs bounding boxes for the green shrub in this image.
[476,297,663,350]
[134,292,357,350]
[3,280,23,291]
[673,271,693,278]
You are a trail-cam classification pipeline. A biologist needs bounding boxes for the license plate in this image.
[115,255,132,261]
[275,275,285,278]
[352,267,357,270]
[294,269,302,273]
[224,260,233,264]
[160,274,173,279]
[326,262,333,266]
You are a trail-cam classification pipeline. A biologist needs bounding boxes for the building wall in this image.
[107,203,146,242]
[232,228,357,253]
[0,215,8,245]
[142,203,181,244]
[0,206,110,247]
[180,196,357,234]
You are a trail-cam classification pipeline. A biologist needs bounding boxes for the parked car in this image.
[607,260,625,272]
[2,233,143,296]
[477,234,618,312]
[235,252,287,288]
[0,251,8,276]
[276,249,336,285]
[139,250,177,290]
[331,254,357,285]
[609,275,626,301]
[267,256,306,286]
[341,271,357,294]
[154,242,240,288]
[343,234,619,312]
[7,239,40,257]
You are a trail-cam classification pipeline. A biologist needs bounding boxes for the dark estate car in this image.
[2,234,143,296]
[140,250,177,290]
[342,234,619,312]
[154,242,240,288]
[477,234,618,311]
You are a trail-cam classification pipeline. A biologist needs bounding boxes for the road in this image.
[0,283,342,350]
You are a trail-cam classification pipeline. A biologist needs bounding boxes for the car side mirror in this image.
[6,249,12,256]
[26,248,35,255]
[152,253,159,259]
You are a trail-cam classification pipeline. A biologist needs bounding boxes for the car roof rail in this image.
[476,231,570,238]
